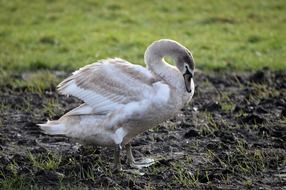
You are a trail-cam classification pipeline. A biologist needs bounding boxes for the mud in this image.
[0,68,285,189]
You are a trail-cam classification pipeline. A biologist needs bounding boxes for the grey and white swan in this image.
[38,39,195,171]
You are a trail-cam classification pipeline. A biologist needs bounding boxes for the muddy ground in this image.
[0,68,285,189]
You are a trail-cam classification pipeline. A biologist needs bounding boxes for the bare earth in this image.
[0,69,285,189]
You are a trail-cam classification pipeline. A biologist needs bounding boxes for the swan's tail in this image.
[37,120,66,135]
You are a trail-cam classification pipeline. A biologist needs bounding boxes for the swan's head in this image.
[144,39,195,93]
[176,48,195,94]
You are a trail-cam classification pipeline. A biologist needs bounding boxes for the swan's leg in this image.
[113,144,122,171]
[126,143,135,164]
[126,143,156,169]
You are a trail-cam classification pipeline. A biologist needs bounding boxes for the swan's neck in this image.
[144,40,183,88]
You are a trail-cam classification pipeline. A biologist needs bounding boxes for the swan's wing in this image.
[57,58,158,114]
[63,103,99,116]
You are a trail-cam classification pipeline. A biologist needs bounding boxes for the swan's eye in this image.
[182,51,195,70]
[184,65,192,77]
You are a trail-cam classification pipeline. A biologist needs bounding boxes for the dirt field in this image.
[0,69,285,189]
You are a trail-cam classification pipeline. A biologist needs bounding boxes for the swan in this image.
[38,39,195,171]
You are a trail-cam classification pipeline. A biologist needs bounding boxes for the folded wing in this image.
[57,58,157,115]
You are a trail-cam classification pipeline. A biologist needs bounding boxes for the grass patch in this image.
[0,171,29,190]
[42,98,62,118]
[0,0,285,72]
[172,165,201,187]
[28,152,62,170]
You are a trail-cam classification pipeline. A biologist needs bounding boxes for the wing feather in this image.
[57,58,157,113]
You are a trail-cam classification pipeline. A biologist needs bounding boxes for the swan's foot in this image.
[129,158,156,169]
[125,143,156,169]
[122,169,145,175]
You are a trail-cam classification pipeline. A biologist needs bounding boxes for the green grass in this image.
[28,151,62,170]
[0,0,285,72]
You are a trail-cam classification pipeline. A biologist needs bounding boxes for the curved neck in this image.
[144,39,185,87]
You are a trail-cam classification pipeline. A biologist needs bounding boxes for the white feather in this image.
[38,121,66,135]
[113,127,127,145]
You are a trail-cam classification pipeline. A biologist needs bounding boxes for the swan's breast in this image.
[151,81,170,105]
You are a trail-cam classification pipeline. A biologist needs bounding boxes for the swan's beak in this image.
[183,67,193,93]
